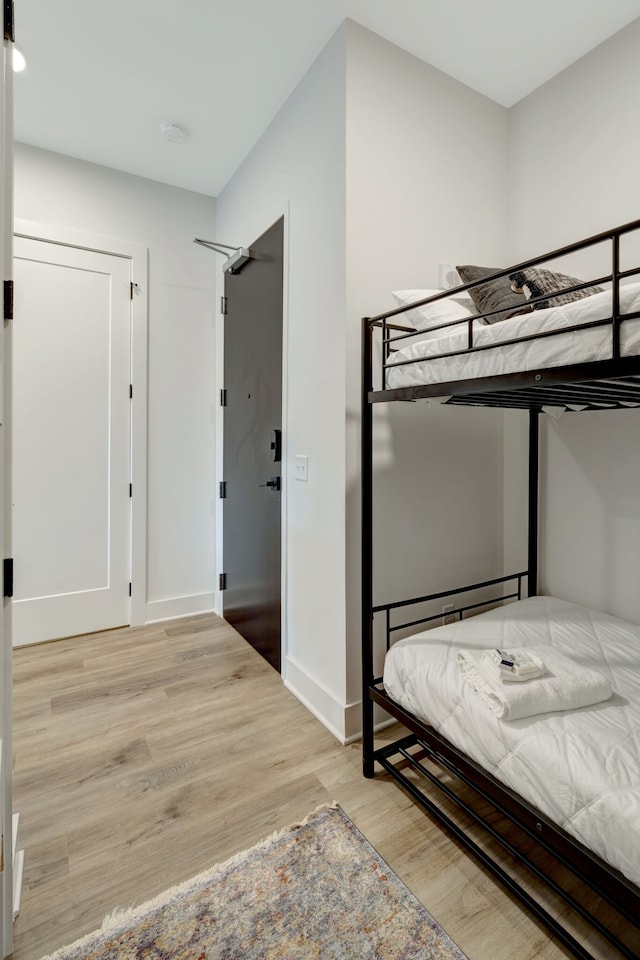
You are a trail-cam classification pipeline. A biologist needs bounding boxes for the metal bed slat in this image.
[443,375,640,411]
[445,392,640,410]
[531,383,640,402]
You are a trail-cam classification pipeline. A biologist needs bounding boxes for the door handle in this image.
[270,429,282,462]
[259,476,281,491]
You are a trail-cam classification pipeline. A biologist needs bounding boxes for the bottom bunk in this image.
[363,585,640,960]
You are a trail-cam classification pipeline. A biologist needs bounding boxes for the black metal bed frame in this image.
[361,219,640,960]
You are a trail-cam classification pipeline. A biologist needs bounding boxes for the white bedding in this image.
[383,595,640,885]
[386,283,640,393]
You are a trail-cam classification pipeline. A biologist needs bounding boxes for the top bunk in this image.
[363,218,640,411]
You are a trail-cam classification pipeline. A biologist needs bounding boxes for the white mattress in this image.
[386,282,640,393]
[383,595,640,886]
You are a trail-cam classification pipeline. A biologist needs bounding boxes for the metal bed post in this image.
[528,408,540,597]
[361,317,375,778]
[612,232,621,359]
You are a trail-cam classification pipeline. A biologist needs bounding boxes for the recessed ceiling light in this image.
[12,46,26,72]
[160,122,188,144]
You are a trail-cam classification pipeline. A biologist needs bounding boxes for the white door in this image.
[12,237,131,647]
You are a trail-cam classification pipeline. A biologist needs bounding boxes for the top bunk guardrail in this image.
[363,218,640,410]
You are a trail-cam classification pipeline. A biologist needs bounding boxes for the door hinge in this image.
[219,481,227,499]
[4,0,15,41]
[219,573,227,591]
[129,582,132,597]
[220,388,227,407]
[130,282,139,300]
[129,384,133,399]
[220,296,227,315]
[129,483,133,498]
[4,279,13,321]
[3,558,13,598]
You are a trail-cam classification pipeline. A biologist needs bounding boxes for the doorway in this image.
[12,230,148,646]
[222,217,284,671]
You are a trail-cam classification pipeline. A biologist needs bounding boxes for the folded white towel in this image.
[457,645,612,721]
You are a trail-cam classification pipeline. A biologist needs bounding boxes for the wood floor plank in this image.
[11,613,617,960]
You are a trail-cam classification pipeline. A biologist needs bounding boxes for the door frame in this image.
[1,11,14,951]
[215,204,290,677]
[14,219,148,628]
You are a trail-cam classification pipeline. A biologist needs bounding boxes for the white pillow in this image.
[391,289,476,337]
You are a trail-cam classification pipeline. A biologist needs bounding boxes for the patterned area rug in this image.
[41,804,468,959]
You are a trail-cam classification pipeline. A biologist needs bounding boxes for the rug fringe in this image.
[38,802,340,958]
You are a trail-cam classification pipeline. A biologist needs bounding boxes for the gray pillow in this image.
[456,264,531,325]
[508,268,604,311]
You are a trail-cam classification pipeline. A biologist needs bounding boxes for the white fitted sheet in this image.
[383,595,640,885]
[386,283,640,394]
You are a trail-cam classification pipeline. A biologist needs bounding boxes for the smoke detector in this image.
[160,122,188,144]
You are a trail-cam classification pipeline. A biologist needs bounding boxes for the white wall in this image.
[217,22,511,740]
[344,23,510,721]
[215,28,349,738]
[506,19,640,622]
[508,19,640,260]
[14,144,217,622]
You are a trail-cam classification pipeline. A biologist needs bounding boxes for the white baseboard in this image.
[337,700,396,744]
[145,593,216,624]
[284,655,363,745]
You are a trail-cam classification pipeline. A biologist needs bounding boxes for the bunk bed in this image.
[361,219,640,960]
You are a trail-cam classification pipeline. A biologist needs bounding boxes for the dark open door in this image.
[222,217,284,671]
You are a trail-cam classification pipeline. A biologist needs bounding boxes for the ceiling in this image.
[12,0,640,197]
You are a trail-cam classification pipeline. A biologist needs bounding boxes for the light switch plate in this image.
[294,454,308,481]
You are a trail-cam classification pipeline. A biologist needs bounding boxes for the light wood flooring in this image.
[10,613,621,959]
